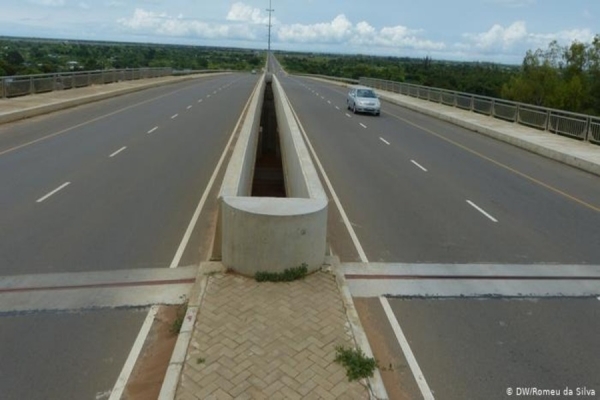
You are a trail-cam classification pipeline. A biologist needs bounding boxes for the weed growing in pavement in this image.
[196,357,206,364]
[334,345,378,382]
[254,263,308,282]
[170,302,188,335]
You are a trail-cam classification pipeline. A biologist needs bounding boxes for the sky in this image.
[0,0,598,64]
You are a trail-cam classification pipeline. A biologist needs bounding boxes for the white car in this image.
[347,86,381,116]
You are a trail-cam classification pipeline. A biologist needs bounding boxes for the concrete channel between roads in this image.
[216,72,328,275]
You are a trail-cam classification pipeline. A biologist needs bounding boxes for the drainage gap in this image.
[251,80,286,197]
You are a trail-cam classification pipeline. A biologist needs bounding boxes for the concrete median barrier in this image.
[217,73,328,276]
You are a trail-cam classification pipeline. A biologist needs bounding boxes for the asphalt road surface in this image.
[0,73,259,399]
[277,73,600,264]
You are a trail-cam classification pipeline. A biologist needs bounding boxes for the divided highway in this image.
[274,66,600,400]
[0,73,259,400]
[277,74,600,264]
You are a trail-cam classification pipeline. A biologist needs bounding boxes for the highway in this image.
[0,73,259,399]
[1,60,599,399]
[277,74,600,264]
[274,62,600,400]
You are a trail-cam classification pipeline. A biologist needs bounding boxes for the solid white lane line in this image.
[346,113,352,118]
[360,123,367,129]
[108,306,158,400]
[411,160,428,172]
[109,146,127,158]
[36,182,70,203]
[171,114,178,119]
[380,137,390,145]
[147,126,158,134]
[380,297,435,400]
[467,200,498,222]
[187,105,192,110]
[288,98,369,263]
[169,78,261,269]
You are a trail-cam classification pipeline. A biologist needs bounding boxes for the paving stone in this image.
[175,271,368,399]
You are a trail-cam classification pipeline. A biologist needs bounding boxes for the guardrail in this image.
[0,68,231,99]
[360,77,600,145]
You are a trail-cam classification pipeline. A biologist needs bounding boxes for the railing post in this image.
[470,95,474,111]
[453,92,457,108]
[491,99,496,117]
[87,71,91,87]
[1,78,6,98]
[584,117,591,142]
[545,110,551,132]
[515,104,520,124]
[30,76,35,95]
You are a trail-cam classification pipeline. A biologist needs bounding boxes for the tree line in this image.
[501,36,600,115]
[0,37,264,76]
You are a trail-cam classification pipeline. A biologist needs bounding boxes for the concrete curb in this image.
[377,92,600,178]
[158,262,225,400]
[298,75,600,178]
[327,256,389,400]
[0,73,226,125]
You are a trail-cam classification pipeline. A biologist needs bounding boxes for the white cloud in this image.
[277,14,444,51]
[118,8,261,41]
[462,21,594,53]
[79,2,91,10]
[226,2,274,25]
[27,0,65,6]
[277,14,352,43]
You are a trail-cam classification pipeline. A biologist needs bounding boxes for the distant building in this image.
[66,61,79,70]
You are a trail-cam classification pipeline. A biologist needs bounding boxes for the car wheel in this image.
[353,104,357,114]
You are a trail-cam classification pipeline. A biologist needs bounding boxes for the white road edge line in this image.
[36,182,70,203]
[168,78,260,269]
[380,297,435,400]
[466,200,498,223]
[360,123,367,129]
[108,306,159,400]
[288,98,369,263]
[379,137,390,145]
[147,126,158,134]
[411,160,428,172]
[109,146,127,158]
[171,114,178,119]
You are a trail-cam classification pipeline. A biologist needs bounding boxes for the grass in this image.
[170,302,188,335]
[254,263,308,282]
[334,345,378,382]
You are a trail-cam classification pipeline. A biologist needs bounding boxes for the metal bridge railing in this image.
[0,68,226,99]
[359,77,600,146]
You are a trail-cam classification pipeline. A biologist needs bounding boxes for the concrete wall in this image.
[219,74,328,276]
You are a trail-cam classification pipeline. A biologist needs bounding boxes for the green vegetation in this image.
[0,36,265,76]
[502,35,600,115]
[334,345,378,382]
[277,52,518,97]
[170,302,188,335]
[254,264,309,282]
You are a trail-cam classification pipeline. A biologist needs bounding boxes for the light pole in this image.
[266,0,274,71]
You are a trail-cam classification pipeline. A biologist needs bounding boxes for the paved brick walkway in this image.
[175,271,369,399]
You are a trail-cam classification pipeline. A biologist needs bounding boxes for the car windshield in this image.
[356,89,376,98]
